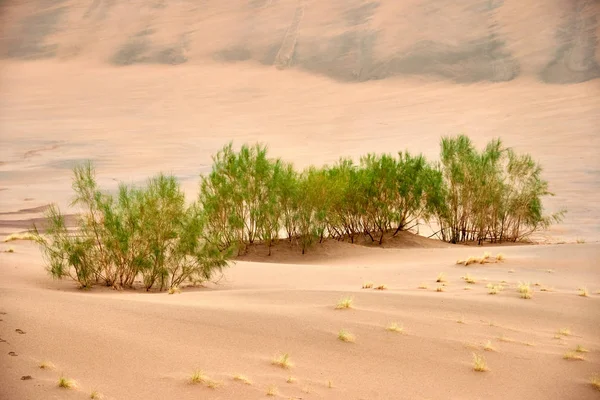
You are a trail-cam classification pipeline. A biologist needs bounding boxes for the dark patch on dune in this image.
[0,205,51,216]
[112,30,188,66]
[5,6,66,59]
[344,1,379,26]
[214,46,252,62]
[379,36,520,83]
[540,0,600,84]
[294,30,379,82]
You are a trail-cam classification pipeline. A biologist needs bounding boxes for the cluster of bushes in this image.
[199,143,445,254]
[199,135,563,253]
[33,134,563,290]
[33,163,230,290]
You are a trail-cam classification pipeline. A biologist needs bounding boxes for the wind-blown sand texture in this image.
[1,1,599,399]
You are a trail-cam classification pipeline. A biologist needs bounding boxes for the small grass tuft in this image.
[558,328,571,337]
[418,283,428,289]
[327,380,333,388]
[286,376,296,384]
[463,273,477,284]
[578,287,589,297]
[4,247,14,253]
[483,251,491,260]
[233,374,252,385]
[591,375,600,391]
[483,340,496,351]
[4,232,37,242]
[39,361,55,370]
[495,253,505,261]
[58,377,76,389]
[386,322,404,333]
[436,286,445,292]
[271,353,293,369]
[338,329,355,343]
[190,370,209,385]
[488,285,501,295]
[517,282,532,299]
[374,284,387,290]
[472,353,488,372]
[498,334,513,343]
[362,282,373,289]
[206,379,222,389]
[457,315,465,324]
[436,272,446,283]
[266,385,278,396]
[168,286,181,295]
[463,286,472,290]
[575,344,588,353]
[90,390,103,399]
[563,351,585,361]
[335,297,353,309]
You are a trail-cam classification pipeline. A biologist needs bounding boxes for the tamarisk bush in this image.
[434,135,564,243]
[33,162,230,290]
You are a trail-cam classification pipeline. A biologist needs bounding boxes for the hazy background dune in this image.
[0,1,599,399]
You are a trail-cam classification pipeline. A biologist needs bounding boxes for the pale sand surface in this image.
[1,0,600,399]
[1,241,599,400]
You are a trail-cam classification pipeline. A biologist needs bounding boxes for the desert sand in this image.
[1,0,600,399]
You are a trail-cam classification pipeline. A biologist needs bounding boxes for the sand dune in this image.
[1,241,599,399]
[1,1,600,399]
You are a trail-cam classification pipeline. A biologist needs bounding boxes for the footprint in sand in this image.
[15,329,25,334]
[8,351,17,356]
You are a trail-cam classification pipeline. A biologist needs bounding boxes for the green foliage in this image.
[33,162,230,290]
[435,135,563,243]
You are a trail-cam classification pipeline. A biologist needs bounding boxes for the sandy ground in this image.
[1,0,600,399]
[1,240,599,400]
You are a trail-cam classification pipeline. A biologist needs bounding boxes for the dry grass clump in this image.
[563,351,585,361]
[206,380,222,389]
[472,353,488,372]
[575,345,588,353]
[58,377,77,389]
[578,287,589,297]
[90,390,103,399]
[487,284,502,295]
[4,232,37,242]
[591,375,600,391]
[190,370,209,384]
[286,376,297,384]
[3,247,14,253]
[39,361,55,370]
[418,283,428,289]
[462,273,477,284]
[168,286,181,295]
[362,282,373,289]
[558,328,571,337]
[272,353,293,369]
[335,297,353,309]
[233,374,252,385]
[457,253,505,266]
[338,329,355,343]
[374,284,387,290]
[436,272,446,283]
[483,340,496,351]
[266,385,278,396]
[436,286,445,292]
[517,282,532,299]
[386,322,404,333]
[498,334,514,343]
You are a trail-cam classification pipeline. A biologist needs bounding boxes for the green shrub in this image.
[33,162,230,290]
[435,135,563,244]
